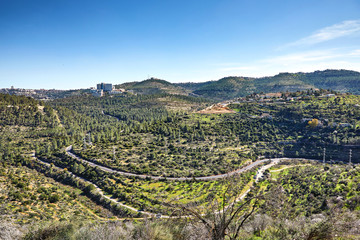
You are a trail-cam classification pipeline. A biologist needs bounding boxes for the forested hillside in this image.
[115,78,189,95]
[117,70,360,101]
[186,69,360,100]
[1,91,360,239]
[0,94,119,236]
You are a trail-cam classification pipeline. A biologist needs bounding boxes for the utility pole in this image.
[83,135,87,149]
[88,132,91,145]
[323,147,326,164]
[349,149,352,164]
[113,146,116,161]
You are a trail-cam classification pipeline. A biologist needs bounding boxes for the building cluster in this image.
[228,91,340,104]
[91,83,125,97]
[97,83,113,92]
[0,83,127,99]
[0,87,71,100]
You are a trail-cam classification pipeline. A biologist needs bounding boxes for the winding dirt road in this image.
[67,145,350,181]
[34,154,277,219]
[65,145,269,181]
[60,146,354,218]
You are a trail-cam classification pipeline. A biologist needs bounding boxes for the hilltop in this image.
[185,69,360,100]
[115,77,189,95]
[2,69,359,101]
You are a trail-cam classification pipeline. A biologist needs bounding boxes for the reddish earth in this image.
[197,104,236,114]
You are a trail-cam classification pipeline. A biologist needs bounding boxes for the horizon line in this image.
[1,68,358,91]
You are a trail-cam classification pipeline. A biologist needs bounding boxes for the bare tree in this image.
[167,177,262,240]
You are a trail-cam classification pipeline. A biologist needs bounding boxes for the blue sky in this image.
[1,0,360,89]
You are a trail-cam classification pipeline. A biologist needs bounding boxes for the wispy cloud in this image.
[218,66,255,72]
[215,48,360,78]
[262,50,339,64]
[349,49,360,56]
[284,20,360,48]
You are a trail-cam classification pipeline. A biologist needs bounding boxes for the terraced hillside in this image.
[1,90,360,239]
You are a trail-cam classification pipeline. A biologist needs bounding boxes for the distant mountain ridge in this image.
[115,69,360,100]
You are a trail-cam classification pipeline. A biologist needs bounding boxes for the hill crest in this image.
[115,69,360,100]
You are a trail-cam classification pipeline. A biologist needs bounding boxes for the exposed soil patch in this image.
[197,104,236,114]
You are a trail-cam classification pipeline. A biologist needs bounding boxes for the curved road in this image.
[35,153,277,219]
[66,146,355,182]
[34,156,152,216]
[65,145,269,181]
[37,150,346,218]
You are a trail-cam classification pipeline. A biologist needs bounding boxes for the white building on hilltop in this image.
[97,83,113,92]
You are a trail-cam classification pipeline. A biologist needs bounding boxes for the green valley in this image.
[1,86,360,239]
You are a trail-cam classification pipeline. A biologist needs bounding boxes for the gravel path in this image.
[65,145,268,181]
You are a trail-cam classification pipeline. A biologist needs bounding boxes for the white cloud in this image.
[349,49,360,56]
[262,49,360,66]
[238,59,360,78]
[214,48,360,78]
[262,50,337,64]
[284,20,360,48]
